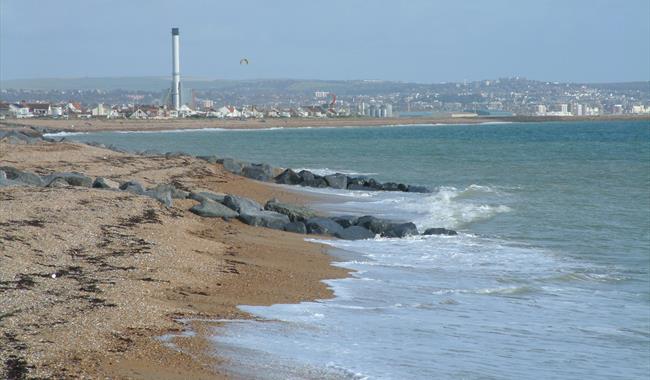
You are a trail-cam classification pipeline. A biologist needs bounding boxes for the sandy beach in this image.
[4,114,648,134]
[0,134,347,378]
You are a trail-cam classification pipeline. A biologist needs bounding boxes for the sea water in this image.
[67,121,650,379]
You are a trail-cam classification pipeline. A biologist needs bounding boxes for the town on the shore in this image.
[1,77,649,121]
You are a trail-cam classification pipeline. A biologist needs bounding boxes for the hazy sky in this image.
[1,0,649,83]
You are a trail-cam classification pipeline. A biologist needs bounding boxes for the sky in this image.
[1,0,649,83]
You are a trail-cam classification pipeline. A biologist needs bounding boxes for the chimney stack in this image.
[171,27,181,111]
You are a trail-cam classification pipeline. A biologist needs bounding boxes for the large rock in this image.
[0,166,45,187]
[241,163,273,181]
[380,182,400,191]
[223,194,262,214]
[222,158,247,175]
[356,215,394,235]
[119,180,145,195]
[238,210,290,230]
[284,221,307,234]
[47,177,70,188]
[331,215,358,228]
[264,199,317,222]
[44,172,93,187]
[347,184,377,191]
[144,187,173,207]
[407,185,431,193]
[190,199,239,219]
[298,171,328,188]
[189,190,226,203]
[423,227,458,236]
[335,226,376,240]
[150,183,188,199]
[92,177,120,190]
[324,173,348,189]
[383,222,419,238]
[305,217,344,235]
[196,155,221,164]
[274,168,302,185]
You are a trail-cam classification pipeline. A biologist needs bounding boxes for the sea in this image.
[64,120,650,379]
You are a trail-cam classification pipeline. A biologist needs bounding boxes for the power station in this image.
[171,27,181,111]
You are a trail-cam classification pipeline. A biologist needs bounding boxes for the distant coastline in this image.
[2,114,648,134]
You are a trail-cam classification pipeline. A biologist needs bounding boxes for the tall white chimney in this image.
[171,27,181,111]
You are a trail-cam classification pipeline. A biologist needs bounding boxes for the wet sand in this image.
[0,139,347,379]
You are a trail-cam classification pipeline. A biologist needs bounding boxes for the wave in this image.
[293,167,378,177]
[43,131,89,137]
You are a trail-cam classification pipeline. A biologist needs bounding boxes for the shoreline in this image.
[0,134,349,379]
[2,114,648,134]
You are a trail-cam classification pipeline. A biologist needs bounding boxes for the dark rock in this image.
[0,166,45,187]
[335,226,376,240]
[274,168,302,185]
[356,215,394,235]
[407,185,431,193]
[242,163,273,181]
[384,222,419,238]
[364,178,382,190]
[397,183,409,192]
[190,199,239,219]
[284,221,307,234]
[265,199,317,222]
[165,151,188,158]
[331,215,359,228]
[222,158,247,175]
[324,173,348,189]
[347,184,377,191]
[119,180,145,195]
[92,177,120,189]
[223,194,262,214]
[305,217,344,235]
[298,170,328,187]
[347,177,366,187]
[423,228,458,236]
[238,210,290,230]
[380,182,400,191]
[44,172,93,187]
[189,190,226,203]
[196,155,221,164]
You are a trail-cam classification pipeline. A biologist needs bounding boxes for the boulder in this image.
[241,163,273,181]
[324,173,348,189]
[356,215,394,235]
[189,190,226,203]
[47,177,70,188]
[238,210,290,230]
[347,184,377,191]
[298,171,327,187]
[274,168,302,185]
[148,183,188,199]
[364,178,383,190]
[407,185,431,193]
[335,226,376,240]
[190,199,239,219]
[222,158,246,175]
[331,215,358,228]
[264,199,317,222]
[397,183,409,192]
[92,177,120,190]
[144,187,173,207]
[284,221,307,234]
[423,227,458,236]
[119,180,145,195]
[347,177,366,188]
[305,217,344,235]
[44,172,93,187]
[383,222,419,238]
[223,194,262,214]
[380,182,400,191]
[0,166,45,187]
[196,155,221,164]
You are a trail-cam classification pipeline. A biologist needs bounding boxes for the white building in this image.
[536,105,547,116]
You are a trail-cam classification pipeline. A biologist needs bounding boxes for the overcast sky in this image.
[1,0,649,83]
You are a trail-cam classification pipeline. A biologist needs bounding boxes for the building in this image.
[536,104,547,116]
